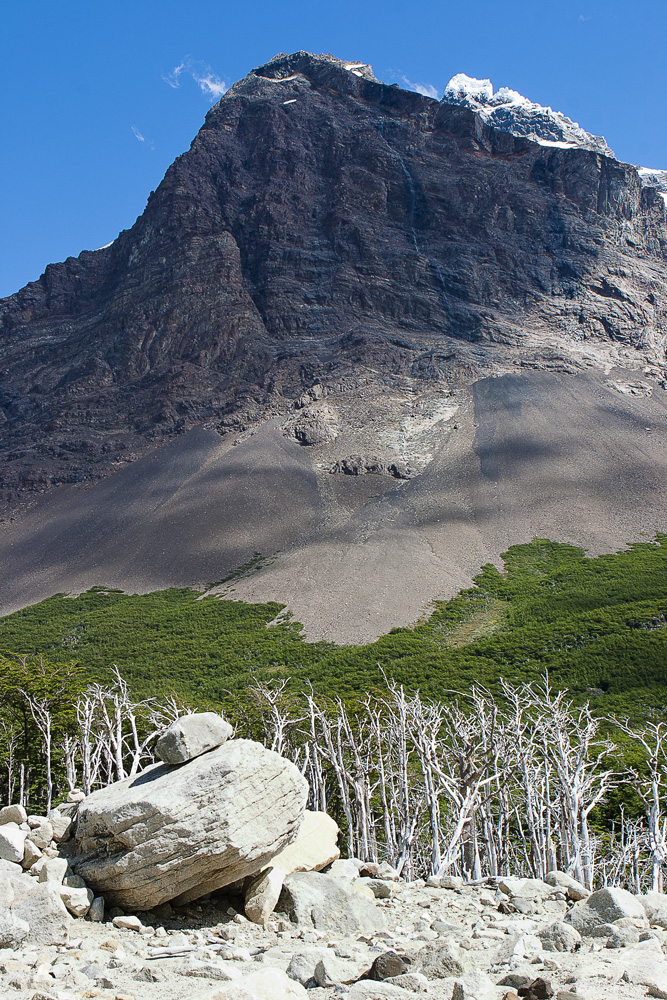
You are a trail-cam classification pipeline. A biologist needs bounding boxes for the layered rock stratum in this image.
[1,51,666,639]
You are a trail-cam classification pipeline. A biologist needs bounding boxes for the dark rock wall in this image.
[1,52,666,510]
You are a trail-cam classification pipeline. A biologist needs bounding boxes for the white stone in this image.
[278,871,385,936]
[21,839,42,869]
[113,914,143,931]
[48,811,73,843]
[200,967,308,999]
[451,972,499,1000]
[30,820,54,850]
[0,910,30,948]
[327,858,361,879]
[567,887,648,935]
[245,866,285,925]
[156,712,233,764]
[0,804,28,825]
[37,857,69,884]
[269,810,340,876]
[537,921,582,952]
[641,891,667,929]
[73,738,308,910]
[0,857,71,944]
[543,870,590,900]
[0,821,27,863]
[60,885,94,917]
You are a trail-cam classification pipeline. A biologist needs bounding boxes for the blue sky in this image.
[1,0,666,298]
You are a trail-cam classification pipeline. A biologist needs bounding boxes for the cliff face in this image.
[1,51,666,511]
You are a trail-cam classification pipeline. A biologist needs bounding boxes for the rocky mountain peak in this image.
[442,72,614,156]
[250,50,378,84]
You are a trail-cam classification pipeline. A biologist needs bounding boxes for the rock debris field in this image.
[2,714,667,1000]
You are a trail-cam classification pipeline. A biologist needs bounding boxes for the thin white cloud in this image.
[163,59,227,102]
[130,125,146,142]
[401,76,440,100]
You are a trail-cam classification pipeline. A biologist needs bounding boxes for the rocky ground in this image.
[2,864,666,1000]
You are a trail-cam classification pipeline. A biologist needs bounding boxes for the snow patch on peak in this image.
[444,73,493,105]
[443,73,614,157]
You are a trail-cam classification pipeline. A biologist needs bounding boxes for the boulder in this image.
[21,838,42,869]
[0,821,27,863]
[156,712,233,764]
[37,856,69,884]
[0,909,30,947]
[277,871,385,936]
[543,871,589,900]
[245,867,285,926]
[59,884,94,917]
[269,810,340,875]
[0,858,71,944]
[0,804,27,825]
[537,922,581,953]
[198,967,308,999]
[451,972,499,999]
[72,738,308,910]
[641,891,667,929]
[566,887,648,935]
[30,820,53,849]
[48,811,73,843]
[410,940,468,979]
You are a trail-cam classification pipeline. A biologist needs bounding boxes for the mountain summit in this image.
[0,51,666,639]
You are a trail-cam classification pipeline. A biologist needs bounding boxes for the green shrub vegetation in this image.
[0,536,665,717]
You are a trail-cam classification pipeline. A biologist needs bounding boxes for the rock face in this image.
[72,738,308,910]
[155,712,233,764]
[0,49,665,517]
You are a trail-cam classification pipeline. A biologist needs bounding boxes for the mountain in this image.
[1,51,666,641]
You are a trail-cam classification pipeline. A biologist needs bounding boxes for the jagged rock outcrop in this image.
[0,50,665,512]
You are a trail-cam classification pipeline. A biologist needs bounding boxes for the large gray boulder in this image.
[0,858,71,945]
[277,871,386,936]
[566,887,648,935]
[156,712,233,764]
[71,738,308,910]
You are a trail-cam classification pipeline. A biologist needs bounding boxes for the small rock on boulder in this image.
[156,712,233,764]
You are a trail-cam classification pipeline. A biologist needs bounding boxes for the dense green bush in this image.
[0,536,665,718]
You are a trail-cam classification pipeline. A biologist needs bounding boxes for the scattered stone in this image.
[67,789,86,802]
[59,884,94,917]
[0,909,30,947]
[451,972,499,999]
[113,914,143,931]
[367,951,408,980]
[384,972,428,992]
[517,978,554,999]
[411,939,467,978]
[156,712,233,764]
[30,821,54,850]
[88,895,105,922]
[202,967,308,998]
[21,839,42,869]
[641,890,667,929]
